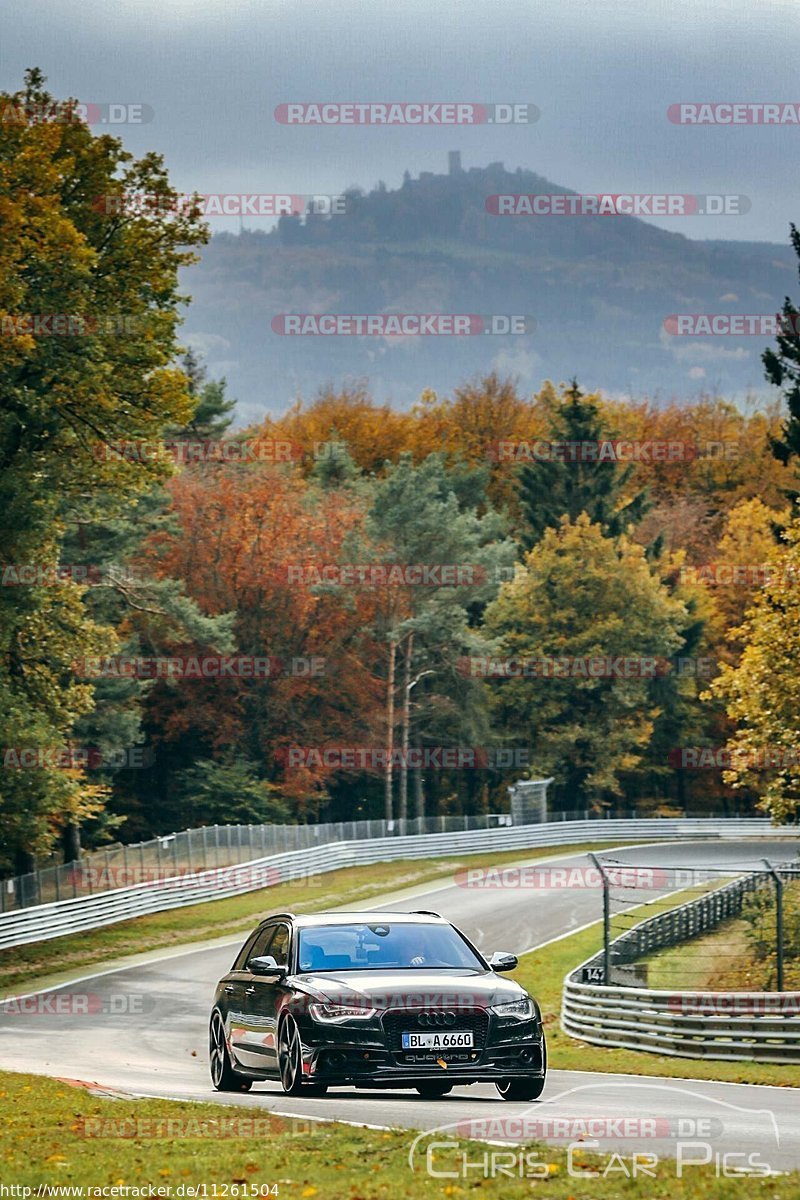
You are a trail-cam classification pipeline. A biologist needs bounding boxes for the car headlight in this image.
[308,1002,378,1023]
[491,997,534,1020]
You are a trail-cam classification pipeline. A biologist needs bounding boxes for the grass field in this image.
[0,1068,795,1196]
[641,882,800,993]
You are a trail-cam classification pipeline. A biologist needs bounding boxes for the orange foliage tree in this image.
[141,463,384,815]
[267,385,413,476]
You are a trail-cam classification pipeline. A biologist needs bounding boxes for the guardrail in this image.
[3,814,519,911]
[562,866,800,1064]
[4,807,767,911]
[562,980,800,1063]
[0,816,794,950]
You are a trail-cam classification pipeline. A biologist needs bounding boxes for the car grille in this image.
[381,1008,490,1054]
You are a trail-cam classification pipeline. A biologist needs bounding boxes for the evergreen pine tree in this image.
[764,223,800,507]
[517,380,650,547]
[170,350,236,441]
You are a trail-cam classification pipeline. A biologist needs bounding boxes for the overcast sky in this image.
[3,0,798,242]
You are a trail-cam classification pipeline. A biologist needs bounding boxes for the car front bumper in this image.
[298,1012,546,1086]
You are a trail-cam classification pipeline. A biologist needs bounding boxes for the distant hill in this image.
[180,158,797,421]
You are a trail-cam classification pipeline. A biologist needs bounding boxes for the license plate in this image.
[401,1030,474,1049]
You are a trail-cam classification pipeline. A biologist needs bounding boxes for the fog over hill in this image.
[180,155,796,422]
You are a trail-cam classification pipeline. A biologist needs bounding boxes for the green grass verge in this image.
[643,918,764,991]
[642,887,800,993]
[512,920,797,1087]
[0,1069,796,1196]
[0,841,635,995]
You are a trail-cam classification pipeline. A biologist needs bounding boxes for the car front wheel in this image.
[495,1075,545,1101]
[496,1033,546,1101]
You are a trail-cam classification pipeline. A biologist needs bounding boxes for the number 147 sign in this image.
[581,966,605,984]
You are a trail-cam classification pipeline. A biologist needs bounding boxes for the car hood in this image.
[290,968,528,1009]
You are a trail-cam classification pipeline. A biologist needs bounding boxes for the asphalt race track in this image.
[1,840,798,1174]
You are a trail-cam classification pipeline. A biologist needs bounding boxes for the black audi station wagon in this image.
[210,910,546,1100]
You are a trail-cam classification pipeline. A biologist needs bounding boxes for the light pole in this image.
[400,665,434,821]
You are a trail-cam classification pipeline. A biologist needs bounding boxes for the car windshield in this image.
[297,922,485,972]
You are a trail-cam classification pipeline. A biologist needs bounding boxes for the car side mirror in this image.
[249,955,287,977]
[488,951,518,972]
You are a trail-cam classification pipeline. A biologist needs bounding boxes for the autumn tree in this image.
[58,476,237,849]
[139,461,383,828]
[270,385,411,476]
[708,516,800,823]
[605,395,791,518]
[634,547,720,813]
[483,515,689,810]
[705,498,789,645]
[409,374,546,514]
[0,70,206,868]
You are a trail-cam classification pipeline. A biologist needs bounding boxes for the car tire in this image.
[415,1082,453,1099]
[209,1010,252,1092]
[495,1075,546,1101]
[278,1014,307,1096]
[496,1033,547,1101]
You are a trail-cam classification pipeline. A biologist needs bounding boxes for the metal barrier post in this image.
[589,852,611,984]
[762,859,784,991]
